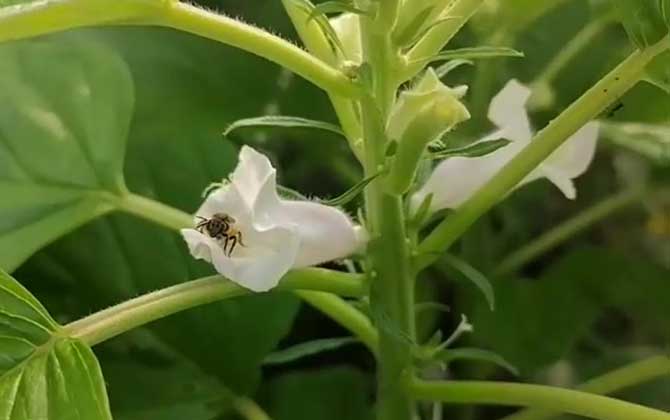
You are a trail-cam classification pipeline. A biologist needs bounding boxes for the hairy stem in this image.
[65,268,365,346]
[359,8,416,419]
[0,0,359,98]
[410,379,670,420]
[495,187,648,276]
[417,36,670,268]
[500,355,670,420]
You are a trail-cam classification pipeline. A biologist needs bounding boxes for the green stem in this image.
[500,355,670,420]
[296,291,379,355]
[404,0,485,79]
[113,192,192,231]
[156,2,359,97]
[359,11,416,420]
[416,36,670,269]
[410,379,670,420]
[0,0,359,98]
[494,187,648,276]
[64,268,365,346]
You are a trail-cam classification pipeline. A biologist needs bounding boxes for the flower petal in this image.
[412,140,525,212]
[529,121,599,199]
[488,79,533,142]
[231,146,280,210]
[273,200,362,267]
[181,225,299,292]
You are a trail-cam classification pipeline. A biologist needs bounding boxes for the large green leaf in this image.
[0,39,133,271]
[16,27,300,398]
[0,269,112,419]
[612,0,669,48]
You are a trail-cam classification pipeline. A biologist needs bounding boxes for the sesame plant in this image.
[0,0,670,419]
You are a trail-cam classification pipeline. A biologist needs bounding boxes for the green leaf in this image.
[224,115,345,138]
[645,50,670,94]
[428,138,512,160]
[262,367,373,420]
[613,0,669,48]
[602,120,670,164]
[0,269,112,419]
[263,337,359,365]
[433,59,474,79]
[0,39,134,271]
[393,5,436,46]
[436,347,520,376]
[318,171,383,206]
[413,46,525,65]
[442,254,495,311]
[16,28,300,396]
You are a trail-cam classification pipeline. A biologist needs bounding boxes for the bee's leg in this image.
[237,232,246,248]
[228,236,238,256]
[221,234,230,256]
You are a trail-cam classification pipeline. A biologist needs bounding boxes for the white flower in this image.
[181,146,364,292]
[412,79,600,213]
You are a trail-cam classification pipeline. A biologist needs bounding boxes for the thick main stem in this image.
[359,12,416,420]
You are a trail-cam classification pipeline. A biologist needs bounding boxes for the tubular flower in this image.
[181,146,365,292]
[412,79,600,213]
[330,13,362,63]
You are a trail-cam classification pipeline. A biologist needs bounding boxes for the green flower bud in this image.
[386,69,471,194]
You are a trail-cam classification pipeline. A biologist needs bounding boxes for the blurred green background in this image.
[2,0,669,419]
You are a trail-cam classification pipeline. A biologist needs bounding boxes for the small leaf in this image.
[308,0,370,20]
[443,254,495,311]
[0,268,113,419]
[428,139,511,160]
[318,171,384,206]
[436,347,519,376]
[412,46,525,65]
[409,193,434,228]
[224,115,345,137]
[434,59,474,79]
[264,337,359,365]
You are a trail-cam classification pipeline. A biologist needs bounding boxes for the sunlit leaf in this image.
[0,39,133,271]
[0,268,112,419]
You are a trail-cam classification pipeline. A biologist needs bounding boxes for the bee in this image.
[196,213,246,257]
